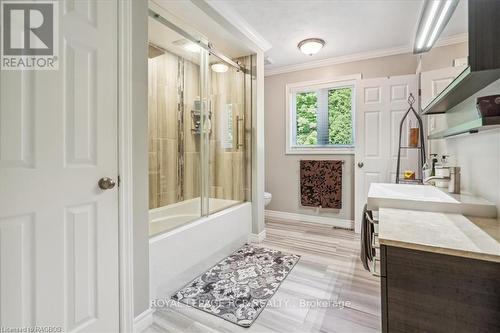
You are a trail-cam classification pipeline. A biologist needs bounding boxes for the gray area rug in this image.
[171,244,300,327]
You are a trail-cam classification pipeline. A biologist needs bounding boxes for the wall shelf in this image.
[427,116,500,139]
[422,67,500,115]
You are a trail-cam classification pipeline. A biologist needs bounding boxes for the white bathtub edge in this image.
[149,202,250,244]
[149,202,252,301]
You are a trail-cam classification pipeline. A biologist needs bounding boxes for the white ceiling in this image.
[222,0,468,71]
[152,0,253,59]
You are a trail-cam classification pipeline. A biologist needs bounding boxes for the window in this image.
[286,77,357,154]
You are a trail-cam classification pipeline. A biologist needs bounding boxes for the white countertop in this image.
[378,208,500,263]
[367,183,497,218]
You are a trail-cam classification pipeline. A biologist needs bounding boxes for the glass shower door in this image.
[148,8,253,235]
[206,54,253,214]
[148,13,210,235]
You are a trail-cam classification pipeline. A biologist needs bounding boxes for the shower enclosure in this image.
[148,11,254,237]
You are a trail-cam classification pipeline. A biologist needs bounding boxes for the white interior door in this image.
[0,1,119,331]
[354,75,417,233]
[421,66,466,155]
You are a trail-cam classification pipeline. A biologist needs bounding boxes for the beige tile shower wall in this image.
[183,60,201,200]
[148,51,180,209]
[148,58,158,209]
[149,52,252,209]
[210,59,249,202]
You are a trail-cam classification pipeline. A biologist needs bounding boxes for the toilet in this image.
[264,192,272,206]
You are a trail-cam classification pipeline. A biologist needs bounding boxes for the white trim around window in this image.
[285,74,362,155]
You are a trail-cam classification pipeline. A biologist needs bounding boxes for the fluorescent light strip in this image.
[426,0,453,48]
[416,0,440,50]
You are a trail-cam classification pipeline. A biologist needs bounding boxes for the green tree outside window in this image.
[328,88,353,145]
[296,92,318,145]
[295,87,353,146]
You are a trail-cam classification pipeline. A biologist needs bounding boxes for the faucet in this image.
[424,166,461,194]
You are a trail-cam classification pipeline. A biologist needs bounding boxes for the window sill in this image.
[286,146,355,155]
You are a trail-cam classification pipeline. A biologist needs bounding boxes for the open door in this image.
[0,1,119,331]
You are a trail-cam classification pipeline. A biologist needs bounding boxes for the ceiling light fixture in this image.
[184,42,201,53]
[298,38,325,56]
[413,0,459,54]
[211,63,229,73]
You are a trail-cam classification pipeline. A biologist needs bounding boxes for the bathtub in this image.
[149,197,241,236]
[149,200,252,302]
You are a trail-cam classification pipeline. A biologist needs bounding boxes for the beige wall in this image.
[264,43,467,220]
[421,42,468,72]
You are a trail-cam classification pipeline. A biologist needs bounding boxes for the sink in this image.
[368,183,497,218]
[370,183,459,203]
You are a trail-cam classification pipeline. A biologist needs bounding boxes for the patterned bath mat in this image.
[171,244,300,327]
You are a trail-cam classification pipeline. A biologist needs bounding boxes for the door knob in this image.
[98,177,116,190]
[357,162,364,168]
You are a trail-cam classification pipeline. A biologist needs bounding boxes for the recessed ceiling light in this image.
[184,42,201,53]
[298,38,325,56]
[211,63,229,73]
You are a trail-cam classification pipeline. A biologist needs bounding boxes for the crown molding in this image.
[433,32,468,48]
[191,0,272,52]
[265,33,468,77]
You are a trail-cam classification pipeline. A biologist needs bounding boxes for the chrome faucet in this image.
[424,167,461,194]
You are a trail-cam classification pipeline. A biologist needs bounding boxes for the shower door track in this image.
[148,9,248,73]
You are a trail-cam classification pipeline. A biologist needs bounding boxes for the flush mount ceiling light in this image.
[211,63,229,73]
[184,42,201,53]
[173,39,201,53]
[298,38,325,56]
[413,0,459,54]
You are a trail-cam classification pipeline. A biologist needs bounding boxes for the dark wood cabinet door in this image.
[381,245,500,333]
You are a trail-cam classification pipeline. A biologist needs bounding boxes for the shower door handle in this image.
[236,115,244,149]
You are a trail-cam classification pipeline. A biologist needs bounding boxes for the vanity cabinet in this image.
[380,245,500,333]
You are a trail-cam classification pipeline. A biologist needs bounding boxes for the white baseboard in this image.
[265,209,354,229]
[134,308,154,333]
[248,229,267,243]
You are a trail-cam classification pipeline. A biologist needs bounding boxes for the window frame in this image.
[285,74,360,155]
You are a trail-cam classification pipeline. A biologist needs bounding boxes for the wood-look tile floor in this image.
[143,218,381,333]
